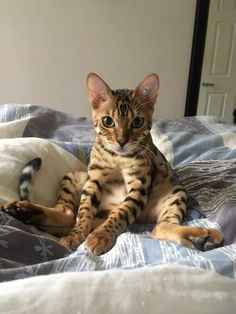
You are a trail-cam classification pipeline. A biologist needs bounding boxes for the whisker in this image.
[138,143,157,162]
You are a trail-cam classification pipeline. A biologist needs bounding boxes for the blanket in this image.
[1,265,236,314]
[0,104,236,282]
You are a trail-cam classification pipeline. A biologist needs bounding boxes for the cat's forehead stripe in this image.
[117,103,129,117]
[112,89,133,117]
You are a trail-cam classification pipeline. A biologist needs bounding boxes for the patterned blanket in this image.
[0,104,236,281]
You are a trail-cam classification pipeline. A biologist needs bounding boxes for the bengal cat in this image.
[2,73,224,255]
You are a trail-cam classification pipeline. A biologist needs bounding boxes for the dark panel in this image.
[185,0,210,116]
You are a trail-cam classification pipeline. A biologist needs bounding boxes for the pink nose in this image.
[117,138,128,148]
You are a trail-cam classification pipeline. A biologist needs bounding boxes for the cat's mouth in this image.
[103,140,139,156]
[113,144,138,156]
[115,147,129,154]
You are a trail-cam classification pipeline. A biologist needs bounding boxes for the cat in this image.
[2,73,224,255]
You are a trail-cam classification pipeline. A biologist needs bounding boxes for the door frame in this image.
[185,0,210,116]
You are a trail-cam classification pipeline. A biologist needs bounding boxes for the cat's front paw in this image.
[85,229,116,255]
[59,232,87,251]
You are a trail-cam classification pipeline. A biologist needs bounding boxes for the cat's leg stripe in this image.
[129,187,146,196]
[118,211,129,224]
[90,180,102,191]
[172,187,186,194]
[89,164,104,171]
[62,175,73,182]
[125,196,145,210]
[61,187,72,194]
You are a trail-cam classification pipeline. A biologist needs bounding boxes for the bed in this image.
[0,104,236,313]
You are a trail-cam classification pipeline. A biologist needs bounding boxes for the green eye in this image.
[102,116,115,128]
[131,117,144,128]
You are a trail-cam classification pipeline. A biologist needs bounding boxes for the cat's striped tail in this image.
[19,157,42,201]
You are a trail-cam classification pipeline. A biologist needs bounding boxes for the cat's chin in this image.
[113,147,137,156]
[115,149,128,156]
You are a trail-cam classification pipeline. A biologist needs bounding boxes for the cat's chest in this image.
[99,181,127,209]
[91,155,147,209]
[98,163,145,209]
[103,154,135,169]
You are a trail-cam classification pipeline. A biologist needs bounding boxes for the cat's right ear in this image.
[86,73,111,109]
[133,73,159,109]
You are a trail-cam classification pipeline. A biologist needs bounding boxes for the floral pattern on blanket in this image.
[0,104,236,282]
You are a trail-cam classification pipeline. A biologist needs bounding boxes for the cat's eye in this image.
[102,116,115,128]
[131,117,144,128]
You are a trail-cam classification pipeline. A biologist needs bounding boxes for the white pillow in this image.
[0,137,87,207]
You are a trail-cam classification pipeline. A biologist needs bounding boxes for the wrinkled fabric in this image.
[0,104,236,282]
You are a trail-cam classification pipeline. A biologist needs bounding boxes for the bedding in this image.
[0,104,236,311]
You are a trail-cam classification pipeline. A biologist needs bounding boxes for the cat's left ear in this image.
[86,73,111,109]
[134,73,159,108]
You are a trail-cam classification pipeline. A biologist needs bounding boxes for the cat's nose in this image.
[117,138,128,148]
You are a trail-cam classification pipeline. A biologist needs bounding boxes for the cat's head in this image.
[86,73,159,155]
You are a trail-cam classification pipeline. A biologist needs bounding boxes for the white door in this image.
[197,0,236,123]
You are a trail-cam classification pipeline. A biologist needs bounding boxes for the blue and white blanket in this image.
[0,104,236,282]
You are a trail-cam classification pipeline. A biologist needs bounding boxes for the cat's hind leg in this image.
[2,200,76,235]
[152,223,224,251]
[2,170,87,236]
[149,184,224,251]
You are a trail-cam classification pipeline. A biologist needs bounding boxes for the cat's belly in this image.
[99,183,127,211]
[98,182,158,223]
[97,181,172,225]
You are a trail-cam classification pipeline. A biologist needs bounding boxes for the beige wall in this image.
[0,0,196,119]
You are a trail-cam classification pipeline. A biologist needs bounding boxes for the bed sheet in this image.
[0,104,236,282]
